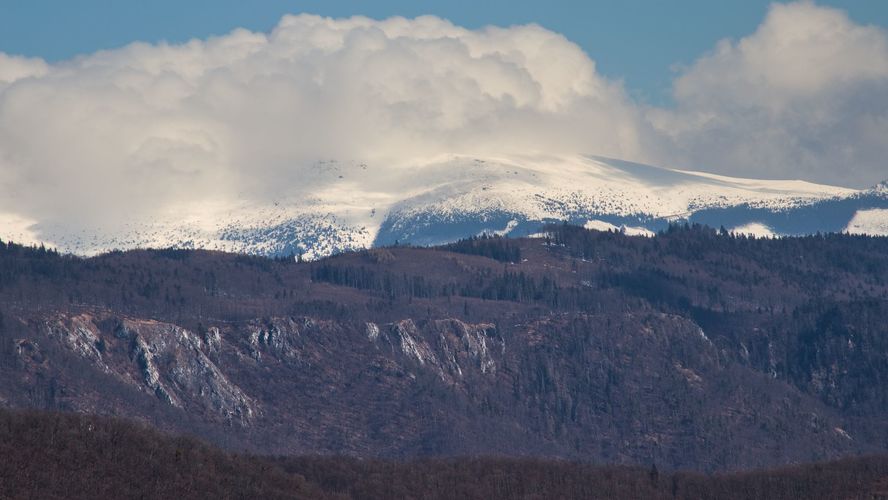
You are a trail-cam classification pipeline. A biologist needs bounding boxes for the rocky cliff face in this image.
[39,313,257,425]
[24,313,509,428]
[3,307,872,470]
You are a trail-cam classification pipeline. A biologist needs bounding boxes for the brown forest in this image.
[1,225,888,474]
[2,409,888,499]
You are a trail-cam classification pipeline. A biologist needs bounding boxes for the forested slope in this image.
[1,225,887,470]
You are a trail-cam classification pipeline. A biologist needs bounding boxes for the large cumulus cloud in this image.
[0,2,886,241]
[649,1,888,187]
[0,14,648,229]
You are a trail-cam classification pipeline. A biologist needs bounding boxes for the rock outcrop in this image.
[38,313,257,425]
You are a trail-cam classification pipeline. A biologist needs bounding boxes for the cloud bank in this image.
[651,1,888,187]
[0,1,886,237]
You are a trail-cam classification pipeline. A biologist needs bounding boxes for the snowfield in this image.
[2,154,885,258]
[847,209,888,237]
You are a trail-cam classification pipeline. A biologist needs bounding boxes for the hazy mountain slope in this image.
[4,155,886,258]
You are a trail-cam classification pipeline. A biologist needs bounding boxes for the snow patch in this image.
[584,220,620,232]
[584,219,654,237]
[731,223,776,238]
[487,219,519,237]
[846,209,888,236]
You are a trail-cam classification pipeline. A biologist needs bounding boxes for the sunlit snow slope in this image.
[3,154,886,258]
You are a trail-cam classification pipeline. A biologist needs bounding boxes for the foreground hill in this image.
[2,409,888,500]
[6,155,888,258]
[1,225,888,470]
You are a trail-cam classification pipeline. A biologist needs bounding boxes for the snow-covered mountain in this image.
[4,154,887,258]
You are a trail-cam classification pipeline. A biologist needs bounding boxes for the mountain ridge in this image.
[3,154,887,258]
[3,225,888,470]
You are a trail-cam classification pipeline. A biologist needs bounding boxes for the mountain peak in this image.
[3,155,886,258]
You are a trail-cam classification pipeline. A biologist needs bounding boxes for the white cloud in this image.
[650,1,888,187]
[0,15,651,231]
[0,53,47,85]
[0,3,887,246]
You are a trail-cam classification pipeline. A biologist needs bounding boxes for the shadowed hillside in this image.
[3,409,888,499]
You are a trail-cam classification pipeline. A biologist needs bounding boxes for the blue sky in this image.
[2,0,887,104]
